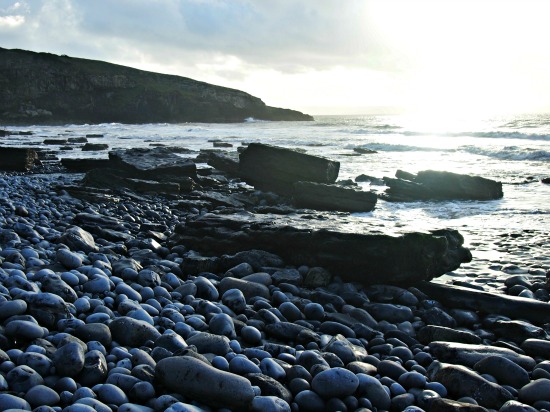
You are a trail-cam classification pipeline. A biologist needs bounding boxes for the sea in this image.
[2,113,549,274]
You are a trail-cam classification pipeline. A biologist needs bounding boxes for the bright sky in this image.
[2,0,550,116]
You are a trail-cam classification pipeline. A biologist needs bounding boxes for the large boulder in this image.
[293,181,377,212]
[239,143,340,195]
[169,213,471,286]
[383,169,503,201]
[0,147,38,171]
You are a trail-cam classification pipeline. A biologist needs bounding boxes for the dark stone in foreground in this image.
[383,169,503,201]
[239,143,340,195]
[0,147,38,171]
[293,181,377,212]
[61,158,110,172]
[155,356,255,410]
[169,213,472,285]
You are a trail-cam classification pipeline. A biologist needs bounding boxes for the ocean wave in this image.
[461,145,550,161]
[346,142,449,153]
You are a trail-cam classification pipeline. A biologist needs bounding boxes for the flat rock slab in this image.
[383,169,503,201]
[109,147,197,179]
[169,212,471,285]
[418,281,550,325]
[293,181,377,212]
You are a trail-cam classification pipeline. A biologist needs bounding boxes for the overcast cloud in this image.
[2,0,550,115]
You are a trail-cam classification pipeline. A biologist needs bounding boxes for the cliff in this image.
[0,47,313,124]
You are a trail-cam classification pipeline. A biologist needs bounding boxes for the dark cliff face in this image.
[0,48,314,124]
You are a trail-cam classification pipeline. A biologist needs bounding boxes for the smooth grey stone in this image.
[323,334,368,364]
[96,383,129,406]
[229,356,262,375]
[56,248,83,269]
[518,378,550,404]
[17,352,53,377]
[221,288,247,313]
[53,342,85,377]
[163,402,205,412]
[155,332,187,353]
[346,361,377,376]
[500,400,538,412]
[0,374,7,390]
[82,275,112,294]
[58,226,98,253]
[5,320,45,340]
[297,350,330,372]
[193,276,219,300]
[24,384,60,407]
[117,404,156,412]
[311,367,359,399]
[156,355,255,410]
[79,349,108,387]
[246,373,292,404]
[294,390,325,412]
[127,308,155,325]
[186,332,231,356]
[365,303,413,323]
[209,313,236,338]
[278,302,302,322]
[251,396,291,412]
[109,316,161,346]
[219,277,270,301]
[136,269,161,288]
[260,357,286,381]
[398,371,427,389]
[0,393,32,410]
[428,361,513,409]
[521,338,550,358]
[225,262,254,278]
[421,307,457,327]
[304,302,325,321]
[367,284,418,305]
[74,323,112,346]
[115,282,142,302]
[357,373,391,410]
[474,355,530,389]
[105,373,141,393]
[264,322,320,346]
[241,325,262,345]
[62,405,98,412]
[6,365,44,392]
[129,348,156,368]
[377,359,408,380]
[61,271,82,287]
[0,299,27,321]
[74,398,112,412]
[241,272,272,286]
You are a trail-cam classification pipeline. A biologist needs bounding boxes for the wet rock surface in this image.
[0,149,549,412]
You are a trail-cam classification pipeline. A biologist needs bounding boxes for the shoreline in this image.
[1,164,550,411]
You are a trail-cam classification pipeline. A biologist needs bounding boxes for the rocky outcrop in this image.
[168,213,472,285]
[382,170,503,201]
[293,181,377,212]
[0,47,313,124]
[0,147,38,171]
[239,143,340,195]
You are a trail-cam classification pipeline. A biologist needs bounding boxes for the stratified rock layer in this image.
[0,47,313,124]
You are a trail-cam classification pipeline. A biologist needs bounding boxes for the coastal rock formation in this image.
[169,213,472,285]
[239,143,340,195]
[0,47,313,124]
[382,169,504,201]
[0,147,38,171]
[293,181,377,212]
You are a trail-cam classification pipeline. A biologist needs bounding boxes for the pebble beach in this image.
[0,159,550,412]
